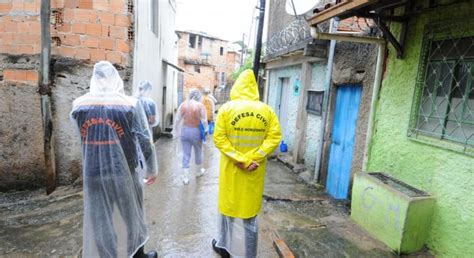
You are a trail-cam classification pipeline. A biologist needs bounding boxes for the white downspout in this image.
[363,43,386,171]
[313,18,338,182]
[310,25,387,181]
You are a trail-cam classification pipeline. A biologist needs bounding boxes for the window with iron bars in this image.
[409,20,474,153]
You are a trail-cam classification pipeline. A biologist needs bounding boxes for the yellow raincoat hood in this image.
[230,69,260,101]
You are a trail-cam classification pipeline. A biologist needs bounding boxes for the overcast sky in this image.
[176,0,268,47]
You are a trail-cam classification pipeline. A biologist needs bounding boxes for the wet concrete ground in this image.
[0,137,432,257]
[262,161,396,258]
[143,138,276,257]
[0,185,83,257]
[0,138,276,257]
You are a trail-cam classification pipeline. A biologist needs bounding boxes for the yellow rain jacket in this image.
[214,69,282,219]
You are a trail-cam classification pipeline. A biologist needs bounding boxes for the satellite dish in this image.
[285,0,321,15]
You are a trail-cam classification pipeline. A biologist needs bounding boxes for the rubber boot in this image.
[196,167,206,178]
[133,246,158,258]
[183,168,190,185]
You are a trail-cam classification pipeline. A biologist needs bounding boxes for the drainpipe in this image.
[312,18,337,182]
[363,43,386,171]
[310,26,387,180]
[40,0,56,194]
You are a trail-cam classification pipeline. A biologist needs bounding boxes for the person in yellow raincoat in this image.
[201,87,216,124]
[212,69,282,257]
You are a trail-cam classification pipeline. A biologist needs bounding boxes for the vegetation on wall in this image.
[232,49,254,81]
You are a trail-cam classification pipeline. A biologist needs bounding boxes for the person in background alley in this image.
[173,88,208,185]
[204,86,218,104]
[212,69,282,257]
[70,61,158,258]
[135,80,159,128]
[202,87,216,129]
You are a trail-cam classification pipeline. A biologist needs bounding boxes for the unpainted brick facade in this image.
[0,0,132,65]
[177,31,239,96]
[0,0,134,191]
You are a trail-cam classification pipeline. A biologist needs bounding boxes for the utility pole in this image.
[40,0,56,194]
[240,33,246,67]
[252,0,266,82]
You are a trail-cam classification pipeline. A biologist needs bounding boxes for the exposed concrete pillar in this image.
[292,61,312,164]
[40,0,56,194]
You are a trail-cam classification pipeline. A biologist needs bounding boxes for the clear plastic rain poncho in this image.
[217,215,258,257]
[134,80,159,128]
[173,89,208,167]
[70,61,158,258]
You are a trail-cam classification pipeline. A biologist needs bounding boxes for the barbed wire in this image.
[264,17,312,58]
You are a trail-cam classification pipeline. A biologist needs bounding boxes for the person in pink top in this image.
[174,88,208,185]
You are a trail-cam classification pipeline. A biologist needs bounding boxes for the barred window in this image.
[307,90,324,116]
[410,24,474,150]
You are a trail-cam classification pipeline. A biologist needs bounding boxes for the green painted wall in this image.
[367,2,474,257]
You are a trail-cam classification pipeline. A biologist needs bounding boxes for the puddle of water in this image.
[280,228,396,258]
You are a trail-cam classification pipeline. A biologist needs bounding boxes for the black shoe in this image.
[212,239,230,258]
[144,251,158,258]
[133,247,158,258]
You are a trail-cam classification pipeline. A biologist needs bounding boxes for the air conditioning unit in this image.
[351,172,435,254]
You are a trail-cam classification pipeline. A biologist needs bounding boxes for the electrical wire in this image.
[247,0,257,51]
[290,0,298,17]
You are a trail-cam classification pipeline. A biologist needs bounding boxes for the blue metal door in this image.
[326,85,362,199]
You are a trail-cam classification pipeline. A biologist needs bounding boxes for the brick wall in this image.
[225,51,239,84]
[0,0,132,67]
[0,0,134,191]
[182,64,216,90]
[177,31,239,94]
[0,0,41,55]
[52,0,132,65]
[3,68,39,84]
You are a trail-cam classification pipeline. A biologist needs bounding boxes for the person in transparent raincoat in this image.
[135,80,159,128]
[212,70,282,258]
[70,61,158,258]
[173,88,208,185]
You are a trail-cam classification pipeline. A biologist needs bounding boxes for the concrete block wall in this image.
[267,65,301,150]
[303,62,327,171]
[0,80,45,190]
[50,58,133,186]
[0,55,44,191]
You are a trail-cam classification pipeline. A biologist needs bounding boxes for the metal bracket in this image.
[356,1,412,59]
[355,13,408,23]
[375,18,405,58]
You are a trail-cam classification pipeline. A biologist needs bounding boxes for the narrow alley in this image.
[0,137,405,257]
[1,0,472,257]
